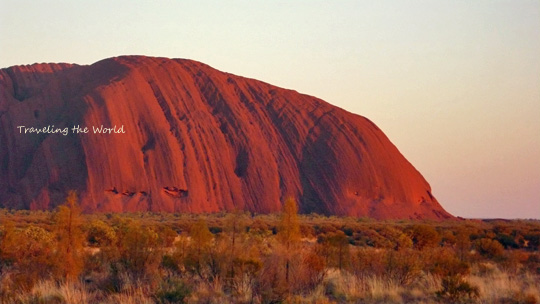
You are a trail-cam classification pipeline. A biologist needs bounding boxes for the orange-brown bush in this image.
[475,237,505,259]
[1,225,56,290]
[409,224,441,250]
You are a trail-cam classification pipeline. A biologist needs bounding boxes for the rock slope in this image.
[0,56,453,219]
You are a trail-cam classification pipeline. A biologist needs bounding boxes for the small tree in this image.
[54,190,84,281]
[114,219,161,279]
[224,209,247,285]
[277,197,301,284]
[455,228,471,261]
[186,218,213,279]
[320,231,350,270]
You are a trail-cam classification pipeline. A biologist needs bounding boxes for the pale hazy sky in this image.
[1,1,539,218]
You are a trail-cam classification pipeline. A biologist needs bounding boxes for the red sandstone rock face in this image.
[0,56,453,219]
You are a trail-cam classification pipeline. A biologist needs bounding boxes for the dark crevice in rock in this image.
[163,186,188,198]
[234,147,249,178]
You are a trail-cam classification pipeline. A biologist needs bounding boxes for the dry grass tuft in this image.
[14,280,95,304]
[469,266,540,304]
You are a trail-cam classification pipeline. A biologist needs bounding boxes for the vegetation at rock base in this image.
[1,198,539,303]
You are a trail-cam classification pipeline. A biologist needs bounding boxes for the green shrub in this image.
[436,276,479,303]
[385,249,422,285]
[496,233,518,249]
[86,219,117,247]
[154,278,190,303]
